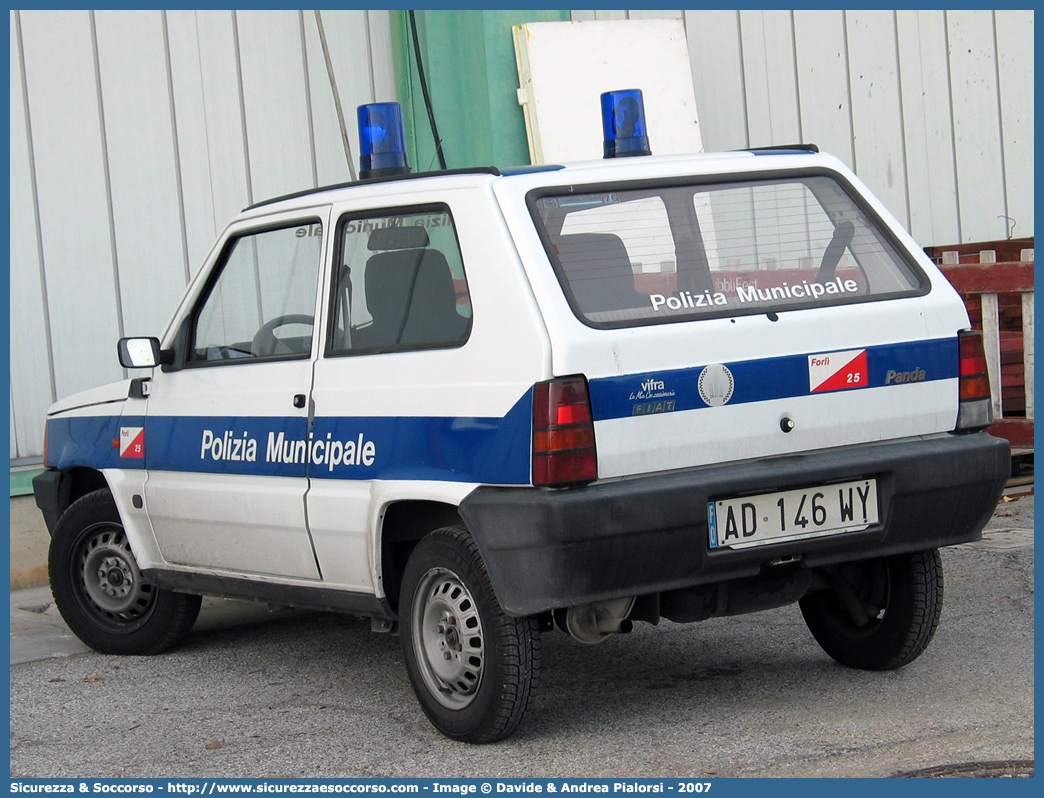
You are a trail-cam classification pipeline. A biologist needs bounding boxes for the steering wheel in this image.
[250,314,315,357]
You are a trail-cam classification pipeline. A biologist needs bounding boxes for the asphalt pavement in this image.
[9,494,1034,778]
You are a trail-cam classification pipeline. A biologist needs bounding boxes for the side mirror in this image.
[118,337,168,369]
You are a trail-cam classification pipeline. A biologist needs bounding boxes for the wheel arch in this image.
[378,499,465,613]
[36,466,111,536]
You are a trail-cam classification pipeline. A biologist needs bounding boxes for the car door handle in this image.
[293,394,306,409]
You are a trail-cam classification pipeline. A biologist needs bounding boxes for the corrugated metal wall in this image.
[574,9,1034,248]
[9,9,395,461]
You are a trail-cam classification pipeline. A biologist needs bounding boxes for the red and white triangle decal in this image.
[808,349,868,393]
[119,426,145,458]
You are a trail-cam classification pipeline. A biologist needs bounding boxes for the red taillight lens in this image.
[958,330,990,402]
[955,330,994,432]
[533,376,597,486]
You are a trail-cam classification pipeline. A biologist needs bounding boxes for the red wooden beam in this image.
[938,262,1034,294]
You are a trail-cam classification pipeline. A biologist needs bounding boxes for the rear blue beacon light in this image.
[601,89,651,158]
[358,102,410,179]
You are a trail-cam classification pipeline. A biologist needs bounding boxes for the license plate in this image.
[708,478,879,550]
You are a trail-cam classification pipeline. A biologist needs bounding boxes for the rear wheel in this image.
[49,488,201,655]
[399,526,540,743]
[799,550,943,670]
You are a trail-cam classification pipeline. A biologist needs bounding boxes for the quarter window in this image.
[329,206,472,354]
[191,222,322,362]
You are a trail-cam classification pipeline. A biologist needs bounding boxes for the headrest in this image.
[367,225,430,251]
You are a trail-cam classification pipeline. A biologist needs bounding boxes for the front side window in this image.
[191,221,322,362]
[328,205,472,354]
[531,174,926,327]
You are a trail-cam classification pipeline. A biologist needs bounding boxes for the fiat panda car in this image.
[34,94,1009,743]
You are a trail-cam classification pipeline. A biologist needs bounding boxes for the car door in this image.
[143,209,329,579]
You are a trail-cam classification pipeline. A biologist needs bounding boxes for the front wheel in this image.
[399,526,541,743]
[799,549,943,671]
[49,488,202,655]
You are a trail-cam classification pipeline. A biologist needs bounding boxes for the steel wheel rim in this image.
[820,560,890,639]
[75,522,157,630]
[412,567,485,710]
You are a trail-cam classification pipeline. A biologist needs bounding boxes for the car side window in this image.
[190,222,323,363]
[328,205,472,355]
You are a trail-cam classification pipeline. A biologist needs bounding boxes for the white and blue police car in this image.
[34,91,1010,743]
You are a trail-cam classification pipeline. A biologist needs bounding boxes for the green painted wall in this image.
[391,10,569,171]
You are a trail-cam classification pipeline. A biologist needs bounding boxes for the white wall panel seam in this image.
[12,10,57,406]
[10,383,19,460]
[298,10,319,189]
[89,10,127,347]
[161,10,192,285]
[892,10,912,233]
[990,11,1011,229]
[364,10,377,99]
[735,10,750,148]
[993,10,1034,242]
[788,10,803,143]
[231,10,253,206]
[942,11,963,243]
[367,10,396,103]
[841,11,857,172]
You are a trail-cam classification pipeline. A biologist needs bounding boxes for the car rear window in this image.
[529,174,927,327]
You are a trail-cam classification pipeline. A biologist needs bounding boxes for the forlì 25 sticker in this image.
[808,349,868,393]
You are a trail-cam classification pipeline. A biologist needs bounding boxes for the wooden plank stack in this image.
[928,238,1034,455]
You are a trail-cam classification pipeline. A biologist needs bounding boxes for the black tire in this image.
[399,526,541,743]
[799,549,943,671]
[49,488,202,655]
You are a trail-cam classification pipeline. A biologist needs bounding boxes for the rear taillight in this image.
[532,376,597,486]
[955,330,993,432]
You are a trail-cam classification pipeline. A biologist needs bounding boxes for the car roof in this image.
[241,145,826,216]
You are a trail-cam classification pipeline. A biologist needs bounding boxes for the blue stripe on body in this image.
[46,338,957,481]
[588,338,958,422]
[48,392,534,486]
[47,415,147,471]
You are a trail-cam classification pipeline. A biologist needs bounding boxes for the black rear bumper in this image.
[458,432,1010,616]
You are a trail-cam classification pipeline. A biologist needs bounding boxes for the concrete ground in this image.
[10,494,50,589]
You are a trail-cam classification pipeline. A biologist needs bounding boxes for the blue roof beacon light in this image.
[601,89,651,158]
[358,102,410,179]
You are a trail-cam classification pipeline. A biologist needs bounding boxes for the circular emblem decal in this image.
[698,364,735,407]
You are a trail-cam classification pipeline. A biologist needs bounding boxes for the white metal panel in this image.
[304,10,383,187]
[9,13,53,459]
[237,10,316,202]
[579,10,628,22]
[10,387,17,460]
[683,10,747,152]
[629,10,683,20]
[165,10,217,276]
[95,10,189,338]
[792,10,855,167]
[846,11,910,231]
[166,10,250,273]
[514,18,703,164]
[739,10,801,147]
[947,10,1008,243]
[367,10,397,103]
[895,10,960,246]
[19,10,123,402]
[995,10,1034,240]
